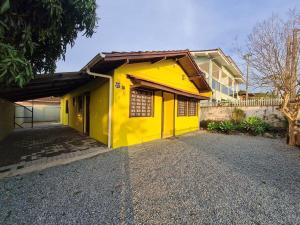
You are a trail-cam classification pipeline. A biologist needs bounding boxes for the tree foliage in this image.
[0,0,97,87]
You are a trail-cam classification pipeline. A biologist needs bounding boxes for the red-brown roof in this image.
[83,50,211,93]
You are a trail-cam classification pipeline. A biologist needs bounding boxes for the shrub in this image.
[207,121,219,131]
[231,108,246,123]
[240,117,270,135]
[207,117,271,136]
[207,121,235,134]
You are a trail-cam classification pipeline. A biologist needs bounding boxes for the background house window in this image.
[177,95,187,116]
[188,99,197,116]
[212,79,220,91]
[130,89,153,117]
[221,85,229,95]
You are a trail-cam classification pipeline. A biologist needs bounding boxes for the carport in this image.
[0,72,108,177]
[0,71,94,129]
[0,72,93,129]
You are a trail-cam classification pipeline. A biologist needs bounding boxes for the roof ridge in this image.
[102,49,190,55]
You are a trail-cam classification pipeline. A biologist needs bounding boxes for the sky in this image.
[56,0,300,89]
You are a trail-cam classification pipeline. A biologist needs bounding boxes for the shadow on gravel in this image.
[0,148,135,225]
[0,125,104,168]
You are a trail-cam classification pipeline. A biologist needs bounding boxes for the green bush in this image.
[207,121,219,131]
[207,121,235,134]
[231,108,246,123]
[240,117,270,135]
[207,116,271,136]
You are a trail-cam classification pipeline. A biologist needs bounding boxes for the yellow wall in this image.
[112,84,163,148]
[0,98,15,141]
[112,60,203,148]
[118,60,201,95]
[60,79,109,144]
[174,98,199,136]
[90,81,109,144]
[60,59,209,148]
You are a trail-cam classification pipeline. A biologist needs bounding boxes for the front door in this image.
[162,92,175,138]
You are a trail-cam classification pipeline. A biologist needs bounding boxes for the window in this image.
[177,96,187,116]
[221,85,229,95]
[188,99,197,116]
[65,100,69,114]
[212,79,220,91]
[130,89,153,117]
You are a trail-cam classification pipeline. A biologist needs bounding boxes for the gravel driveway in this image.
[1,132,300,225]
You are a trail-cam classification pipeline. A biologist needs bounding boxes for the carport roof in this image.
[0,72,92,102]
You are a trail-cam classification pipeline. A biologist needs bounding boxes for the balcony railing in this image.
[212,78,235,97]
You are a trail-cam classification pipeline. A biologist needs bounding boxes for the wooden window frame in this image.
[129,88,154,117]
[177,95,188,116]
[188,99,198,116]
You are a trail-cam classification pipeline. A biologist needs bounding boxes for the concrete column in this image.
[232,79,235,98]
[236,81,240,99]
[208,59,213,101]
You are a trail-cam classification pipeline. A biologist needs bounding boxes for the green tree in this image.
[0,0,97,87]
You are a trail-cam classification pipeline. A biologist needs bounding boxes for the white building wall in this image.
[194,56,240,101]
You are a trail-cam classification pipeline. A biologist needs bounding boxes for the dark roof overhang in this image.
[0,72,92,102]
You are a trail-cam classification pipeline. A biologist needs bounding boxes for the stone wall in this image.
[0,98,15,141]
[200,105,287,128]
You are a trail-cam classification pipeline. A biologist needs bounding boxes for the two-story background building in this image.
[191,49,244,102]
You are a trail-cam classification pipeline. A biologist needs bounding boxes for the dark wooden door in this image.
[85,95,90,135]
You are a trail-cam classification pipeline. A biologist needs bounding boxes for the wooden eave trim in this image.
[151,56,167,64]
[127,74,209,100]
[104,53,187,62]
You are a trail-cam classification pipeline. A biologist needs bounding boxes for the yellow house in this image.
[60,50,211,148]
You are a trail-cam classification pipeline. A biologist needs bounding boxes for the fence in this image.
[15,104,33,128]
[15,104,60,128]
[200,98,283,107]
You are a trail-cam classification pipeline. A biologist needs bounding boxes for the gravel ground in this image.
[0,132,300,225]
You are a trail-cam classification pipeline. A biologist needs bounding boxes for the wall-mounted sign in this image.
[115,82,121,88]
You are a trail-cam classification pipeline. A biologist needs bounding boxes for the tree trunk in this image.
[287,119,297,145]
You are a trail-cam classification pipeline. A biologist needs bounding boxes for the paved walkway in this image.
[0,125,108,178]
[0,132,300,224]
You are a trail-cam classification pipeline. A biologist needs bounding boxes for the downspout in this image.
[86,68,112,148]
